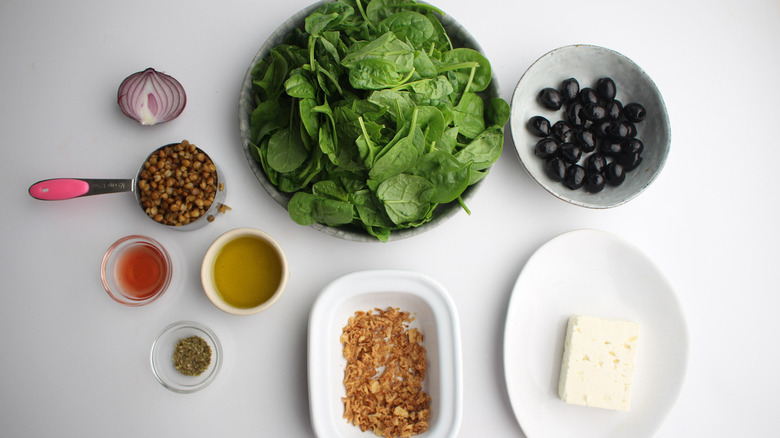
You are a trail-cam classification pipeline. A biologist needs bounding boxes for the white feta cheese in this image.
[558,315,639,411]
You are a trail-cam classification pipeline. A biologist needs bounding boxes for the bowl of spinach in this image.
[239,0,509,242]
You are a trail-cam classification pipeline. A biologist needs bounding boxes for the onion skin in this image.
[117,68,186,125]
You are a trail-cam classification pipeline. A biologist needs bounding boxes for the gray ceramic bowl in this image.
[509,45,671,208]
[238,1,501,242]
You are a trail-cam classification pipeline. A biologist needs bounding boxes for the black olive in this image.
[531,79,651,194]
[551,120,573,142]
[538,88,564,110]
[534,138,559,159]
[581,118,594,130]
[563,164,586,190]
[559,143,582,164]
[619,152,643,171]
[593,121,611,138]
[622,138,644,156]
[604,162,626,186]
[584,172,606,193]
[596,77,617,101]
[560,78,580,103]
[624,103,647,122]
[566,102,585,127]
[625,121,637,137]
[578,87,599,105]
[605,100,623,120]
[528,116,551,137]
[573,129,597,153]
[545,156,567,182]
[607,120,630,139]
[600,141,622,157]
[585,153,607,174]
[583,104,607,121]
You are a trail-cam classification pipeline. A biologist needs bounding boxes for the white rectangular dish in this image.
[308,270,463,438]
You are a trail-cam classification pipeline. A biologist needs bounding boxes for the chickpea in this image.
[137,140,221,226]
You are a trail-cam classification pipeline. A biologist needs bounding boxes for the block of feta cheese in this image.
[558,315,639,411]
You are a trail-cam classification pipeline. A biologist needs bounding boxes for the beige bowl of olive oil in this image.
[201,227,288,315]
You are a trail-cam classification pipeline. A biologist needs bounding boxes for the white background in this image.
[1,0,778,436]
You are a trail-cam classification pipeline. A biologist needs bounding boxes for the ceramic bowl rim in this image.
[200,227,289,316]
[237,1,502,241]
[509,44,671,209]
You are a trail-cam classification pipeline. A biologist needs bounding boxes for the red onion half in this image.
[117,68,186,125]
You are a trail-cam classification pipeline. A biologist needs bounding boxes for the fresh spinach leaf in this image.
[250,99,285,144]
[378,11,435,49]
[267,126,308,172]
[342,32,415,74]
[366,0,444,24]
[350,189,395,228]
[411,150,471,204]
[376,173,434,225]
[368,89,416,124]
[412,49,437,78]
[487,96,511,127]
[454,126,504,171]
[369,124,423,182]
[305,2,354,36]
[299,98,320,140]
[252,49,288,99]
[453,92,485,139]
[285,69,317,99]
[288,192,354,226]
[356,116,380,167]
[440,48,492,93]
[412,105,445,145]
[312,180,349,201]
[248,0,508,240]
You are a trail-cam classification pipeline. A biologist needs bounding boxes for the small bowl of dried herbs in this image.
[150,320,222,393]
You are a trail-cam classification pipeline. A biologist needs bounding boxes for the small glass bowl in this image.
[100,235,172,306]
[150,321,222,394]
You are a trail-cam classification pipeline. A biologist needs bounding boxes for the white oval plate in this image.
[308,270,463,438]
[503,229,688,438]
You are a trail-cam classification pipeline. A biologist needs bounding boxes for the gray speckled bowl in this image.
[239,1,501,242]
[509,45,671,208]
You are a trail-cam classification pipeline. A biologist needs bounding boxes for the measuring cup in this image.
[29,142,227,231]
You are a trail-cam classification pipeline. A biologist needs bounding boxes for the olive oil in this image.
[212,236,283,308]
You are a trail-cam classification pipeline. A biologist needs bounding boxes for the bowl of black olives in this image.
[509,44,670,208]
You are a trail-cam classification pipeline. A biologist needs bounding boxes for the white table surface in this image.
[2,0,778,436]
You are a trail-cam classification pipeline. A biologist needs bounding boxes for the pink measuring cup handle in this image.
[29,178,133,200]
[29,179,90,200]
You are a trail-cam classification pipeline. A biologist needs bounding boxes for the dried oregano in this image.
[172,336,212,376]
